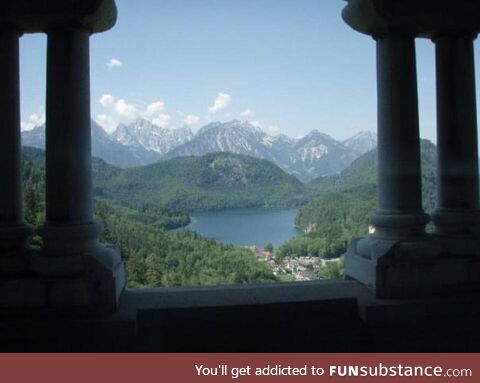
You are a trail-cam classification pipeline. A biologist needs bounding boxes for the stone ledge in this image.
[136,298,363,352]
[0,253,28,275]
[115,279,371,319]
[0,278,47,307]
[1,280,480,351]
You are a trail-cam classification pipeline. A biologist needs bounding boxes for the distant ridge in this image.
[22,119,376,181]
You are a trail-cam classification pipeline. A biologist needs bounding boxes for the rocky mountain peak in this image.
[112,119,193,154]
[342,131,377,155]
[21,118,376,181]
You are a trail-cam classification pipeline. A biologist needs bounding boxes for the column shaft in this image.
[46,29,93,224]
[42,29,102,257]
[0,30,32,253]
[35,27,124,308]
[370,35,427,237]
[433,35,480,235]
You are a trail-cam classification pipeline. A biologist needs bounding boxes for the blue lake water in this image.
[187,208,302,249]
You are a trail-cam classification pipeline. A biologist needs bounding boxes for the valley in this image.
[20,124,436,288]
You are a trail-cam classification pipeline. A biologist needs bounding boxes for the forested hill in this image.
[21,147,277,287]
[298,140,437,233]
[307,139,437,211]
[22,147,309,214]
[308,148,376,195]
[277,140,437,259]
[93,152,308,213]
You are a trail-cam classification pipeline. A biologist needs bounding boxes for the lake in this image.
[187,207,302,249]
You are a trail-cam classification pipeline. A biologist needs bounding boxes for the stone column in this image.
[432,34,480,236]
[342,0,480,299]
[0,30,32,259]
[369,34,428,238]
[41,29,102,261]
[33,28,124,310]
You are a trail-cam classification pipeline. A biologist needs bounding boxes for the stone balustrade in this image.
[343,0,480,298]
[1,0,480,313]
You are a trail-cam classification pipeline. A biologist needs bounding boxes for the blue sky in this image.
[18,0,473,142]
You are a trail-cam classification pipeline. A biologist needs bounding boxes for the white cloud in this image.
[97,93,173,131]
[145,101,165,118]
[96,114,118,133]
[114,99,139,119]
[107,58,123,69]
[21,112,45,131]
[146,102,170,128]
[208,92,231,114]
[240,109,255,119]
[183,114,200,127]
[99,94,139,119]
[152,114,172,128]
[99,94,116,109]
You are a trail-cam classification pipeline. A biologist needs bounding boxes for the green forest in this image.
[92,151,309,213]
[22,139,438,287]
[278,140,437,260]
[22,149,277,288]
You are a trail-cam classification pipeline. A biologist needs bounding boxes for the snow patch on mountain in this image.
[22,118,377,181]
[112,118,193,155]
[342,131,377,155]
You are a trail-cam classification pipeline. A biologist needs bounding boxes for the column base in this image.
[0,222,33,275]
[26,222,126,313]
[0,246,124,314]
[369,211,429,238]
[0,222,33,252]
[345,235,480,299]
[432,209,480,236]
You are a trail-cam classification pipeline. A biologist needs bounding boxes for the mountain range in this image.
[21,119,376,182]
[23,120,161,168]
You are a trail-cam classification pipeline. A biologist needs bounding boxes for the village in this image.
[246,245,339,281]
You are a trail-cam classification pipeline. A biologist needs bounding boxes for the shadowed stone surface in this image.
[0,0,117,33]
[0,1,124,313]
[433,34,480,236]
[1,280,480,352]
[2,0,480,352]
[343,0,480,37]
[343,0,480,298]
[0,31,33,256]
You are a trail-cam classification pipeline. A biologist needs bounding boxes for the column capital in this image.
[0,0,117,34]
[430,32,478,43]
[343,0,480,39]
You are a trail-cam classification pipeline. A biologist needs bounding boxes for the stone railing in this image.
[2,0,480,316]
